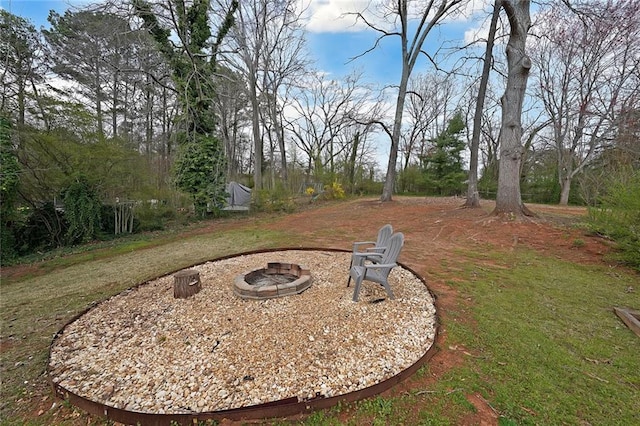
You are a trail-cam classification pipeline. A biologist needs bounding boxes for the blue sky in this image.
[2,0,487,88]
[0,0,71,27]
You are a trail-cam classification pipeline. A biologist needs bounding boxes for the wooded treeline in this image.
[1,0,638,263]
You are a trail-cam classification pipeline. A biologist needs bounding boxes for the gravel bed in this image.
[49,250,437,415]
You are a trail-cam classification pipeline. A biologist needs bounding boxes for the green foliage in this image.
[0,116,18,196]
[251,188,296,213]
[521,149,581,205]
[478,160,498,200]
[134,0,239,216]
[13,202,68,256]
[133,202,176,232]
[0,116,21,262]
[398,165,426,193]
[43,10,139,138]
[588,170,640,270]
[520,150,560,204]
[420,112,467,196]
[173,135,227,217]
[357,396,394,419]
[62,174,102,244]
[17,128,151,202]
[0,10,42,125]
[356,178,384,196]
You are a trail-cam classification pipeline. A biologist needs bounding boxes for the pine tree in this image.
[420,112,466,196]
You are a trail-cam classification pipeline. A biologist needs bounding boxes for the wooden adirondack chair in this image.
[347,224,393,287]
[349,232,404,302]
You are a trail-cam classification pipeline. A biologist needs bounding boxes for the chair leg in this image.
[352,275,364,302]
[347,258,353,287]
[381,280,395,300]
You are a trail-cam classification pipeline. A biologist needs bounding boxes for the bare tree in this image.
[532,0,640,205]
[493,0,533,215]
[401,72,456,171]
[260,5,308,185]
[224,0,307,190]
[464,0,502,207]
[353,0,463,201]
[285,71,380,180]
[212,66,250,178]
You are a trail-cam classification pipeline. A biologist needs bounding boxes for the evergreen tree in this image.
[420,112,467,196]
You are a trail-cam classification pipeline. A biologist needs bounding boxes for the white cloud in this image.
[303,0,375,33]
[464,22,487,45]
[461,1,502,46]
[304,0,492,34]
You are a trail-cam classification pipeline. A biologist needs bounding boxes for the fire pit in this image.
[234,262,311,300]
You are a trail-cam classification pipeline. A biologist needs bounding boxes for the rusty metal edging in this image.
[49,247,440,425]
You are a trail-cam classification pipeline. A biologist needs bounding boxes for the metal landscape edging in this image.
[49,247,440,425]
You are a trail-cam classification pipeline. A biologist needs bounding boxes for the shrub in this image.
[588,170,640,271]
[13,203,68,256]
[134,202,175,232]
[251,188,296,213]
[62,175,102,244]
[322,181,346,200]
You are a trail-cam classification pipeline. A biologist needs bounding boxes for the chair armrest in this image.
[352,252,383,261]
[351,251,383,267]
[366,246,386,253]
[352,241,376,251]
[365,262,397,270]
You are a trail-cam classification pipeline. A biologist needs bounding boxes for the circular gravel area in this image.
[49,250,437,415]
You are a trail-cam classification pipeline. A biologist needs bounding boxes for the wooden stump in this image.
[173,269,201,299]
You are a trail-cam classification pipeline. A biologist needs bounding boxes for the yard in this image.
[1,196,638,425]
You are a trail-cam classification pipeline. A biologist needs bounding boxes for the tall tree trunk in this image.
[250,76,262,190]
[560,176,571,205]
[112,71,118,137]
[145,88,153,157]
[270,102,287,182]
[348,132,360,193]
[465,0,501,208]
[17,79,26,126]
[381,62,409,202]
[278,124,288,182]
[493,0,534,216]
[379,0,461,202]
[30,79,50,130]
[95,60,104,139]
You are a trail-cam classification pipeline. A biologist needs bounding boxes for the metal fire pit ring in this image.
[48,247,440,425]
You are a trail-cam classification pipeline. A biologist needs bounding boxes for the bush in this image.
[134,202,175,232]
[321,181,346,200]
[588,170,640,271]
[251,188,296,213]
[63,175,102,244]
[13,203,68,256]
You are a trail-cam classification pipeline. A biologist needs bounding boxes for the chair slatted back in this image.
[375,224,393,248]
[381,232,404,265]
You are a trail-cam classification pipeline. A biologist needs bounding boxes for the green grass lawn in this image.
[441,250,640,425]
[1,207,639,425]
